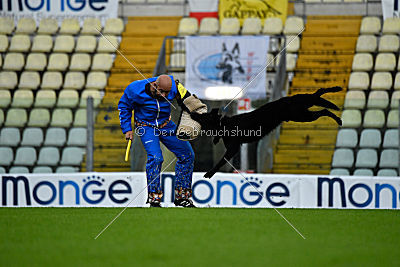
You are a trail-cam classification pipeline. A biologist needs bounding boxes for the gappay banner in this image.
[219,0,288,25]
[185,35,269,100]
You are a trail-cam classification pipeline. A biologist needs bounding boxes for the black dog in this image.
[190,86,343,178]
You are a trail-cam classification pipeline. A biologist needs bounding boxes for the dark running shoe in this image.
[149,202,161,208]
[174,199,196,208]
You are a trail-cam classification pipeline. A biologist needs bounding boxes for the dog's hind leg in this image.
[313,97,340,111]
[310,109,342,126]
[314,86,342,97]
[204,144,240,179]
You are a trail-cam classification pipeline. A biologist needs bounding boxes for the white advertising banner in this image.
[185,36,269,100]
[2,172,400,209]
[0,0,118,22]
[382,0,400,20]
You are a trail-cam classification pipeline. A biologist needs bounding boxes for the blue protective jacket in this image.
[118,76,178,133]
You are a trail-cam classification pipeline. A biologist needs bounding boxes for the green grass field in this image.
[0,208,399,266]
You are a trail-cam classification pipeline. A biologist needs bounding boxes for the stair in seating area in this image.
[272,15,361,175]
[81,16,180,172]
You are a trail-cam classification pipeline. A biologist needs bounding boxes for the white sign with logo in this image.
[185,36,269,101]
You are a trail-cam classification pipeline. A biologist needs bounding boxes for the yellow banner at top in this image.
[219,0,288,25]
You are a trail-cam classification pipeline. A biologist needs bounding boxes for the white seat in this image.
[75,36,96,53]
[341,109,362,128]
[356,35,377,53]
[60,147,85,166]
[31,35,53,52]
[34,90,56,108]
[336,129,358,148]
[262,17,283,35]
[375,53,396,71]
[355,148,378,168]
[370,72,392,90]
[25,53,47,71]
[11,90,34,108]
[3,53,24,71]
[382,17,400,35]
[387,110,399,128]
[44,128,67,147]
[379,149,398,168]
[97,35,119,52]
[199,17,219,35]
[53,35,75,53]
[56,166,79,173]
[241,18,262,35]
[383,129,399,148]
[332,148,354,168]
[178,17,198,36]
[57,90,79,108]
[51,109,73,127]
[0,147,13,166]
[0,167,6,173]
[15,18,36,34]
[0,34,9,52]
[80,90,102,107]
[283,16,304,35]
[0,90,11,108]
[352,53,373,71]
[81,18,102,35]
[33,166,53,173]
[9,35,31,52]
[0,71,18,89]
[21,128,43,147]
[0,110,3,127]
[59,18,80,35]
[41,72,63,90]
[360,16,381,35]
[390,91,400,109]
[48,53,69,71]
[0,127,20,147]
[73,109,87,126]
[220,18,240,35]
[344,90,365,109]
[0,17,15,35]
[37,147,60,166]
[172,38,185,53]
[70,53,91,71]
[395,73,400,90]
[378,35,399,52]
[86,72,107,90]
[9,166,29,174]
[91,54,113,71]
[377,169,398,176]
[169,53,186,71]
[14,147,37,166]
[286,53,297,72]
[103,18,124,35]
[19,71,40,90]
[5,108,27,127]
[329,168,350,176]
[363,109,385,128]
[67,128,87,146]
[286,36,300,53]
[63,72,85,90]
[367,91,389,109]
[38,18,59,35]
[348,72,369,90]
[353,169,374,176]
[359,129,381,148]
[28,108,50,127]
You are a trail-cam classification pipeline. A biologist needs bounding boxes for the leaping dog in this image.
[190,86,343,178]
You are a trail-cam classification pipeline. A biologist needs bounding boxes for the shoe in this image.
[174,198,196,208]
[149,202,161,208]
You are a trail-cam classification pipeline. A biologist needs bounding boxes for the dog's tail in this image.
[314,86,342,97]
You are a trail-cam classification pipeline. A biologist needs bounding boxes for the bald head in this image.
[151,74,172,100]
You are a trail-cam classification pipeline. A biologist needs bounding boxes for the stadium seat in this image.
[60,147,85,166]
[395,73,400,90]
[25,53,47,71]
[375,53,396,71]
[75,36,97,53]
[0,34,9,52]
[353,169,374,176]
[5,108,27,127]
[286,53,297,72]
[344,90,365,109]
[0,147,13,166]
[329,168,350,176]
[21,128,43,147]
[0,71,18,89]
[97,35,119,52]
[11,90,34,108]
[363,109,385,128]
[47,53,69,71]
[91,54,113,71]
[37,147,60,166]
[359,129,381,148]
[0,90,11,108]
[0,167,5,174]
[41,72,63,90]
[19,71,40,90]
[379,149,398,168]
[348,72,369,90]
[63,72,85,90]
[81,17,102,35]
[103,18,124,35]
[178,17,198,36]
[15,17,36,34]
[80,90,102,107]
[199,17,219,35]
[383,129,398,148]
[0,17,15,35]
[219,18,240,35]
[9,167,29,174]
[355,148,378,168]
[56,90,79,108]
[53,35,75,53]
[3,53,24,71]
[51,109,73,127]
[341,109,362,128]
[382,17,400,35]
[38,18,59,35]
[332,148,354,168]
[56,166,79,173]
[14,147,37,166]
[377,169,398,176]
[33,166,53,173]
[360,16,381,35]
[31,35,53,52]
[367,91,389,109]
[70,53,91,71]
[0,110,3,127]
[59,18,80,35]
[352,53,373,71]
[67,128,87,146]
[9,35,31,52]
[387,110,399,128]
[73,109,87,127]
[86,72,107,90]
[44,128,67,147]
[28,108,50,127]
[356,35,377,53]
[378,35,399,52]
[286,36,300,53]
[241,18,262,35]
[172,38,185,53]
[283,16,304,35]
[169,53,186,71]
[0,127,20,147]
[262,17,283,35]
[34,90,56,108]
[336,129,358,148]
